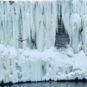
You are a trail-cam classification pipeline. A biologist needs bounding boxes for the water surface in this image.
[3,82,87,87]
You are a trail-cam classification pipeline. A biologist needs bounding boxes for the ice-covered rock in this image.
[0,0,87,84]
[0,44,87,83]
[0,1,87,54]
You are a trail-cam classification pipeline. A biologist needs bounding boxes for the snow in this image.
[0,44,87,83]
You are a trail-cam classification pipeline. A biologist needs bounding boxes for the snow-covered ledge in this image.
[0,44,87,84]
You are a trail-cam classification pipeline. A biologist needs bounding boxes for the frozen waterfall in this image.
[0,0,87,54]
[0,0,87,84]
[0,1,58,51]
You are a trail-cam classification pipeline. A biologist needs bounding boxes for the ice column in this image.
[82,15,87,54]
[70,14,81,53]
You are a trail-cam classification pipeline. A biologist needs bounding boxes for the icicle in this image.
[1,0,87,53]
[70,13,81,53]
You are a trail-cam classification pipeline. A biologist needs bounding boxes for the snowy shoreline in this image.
[0,44,87,84]
[1,79,87,86]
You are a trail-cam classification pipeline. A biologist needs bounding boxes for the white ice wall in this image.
[61,0,87,54]
[0,0,87,53]
[0,1,58,51]
[0,45,87,83]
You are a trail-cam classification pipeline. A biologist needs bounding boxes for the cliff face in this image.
[0,0,87,53]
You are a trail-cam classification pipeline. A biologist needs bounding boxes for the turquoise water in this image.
[3,82,87,87]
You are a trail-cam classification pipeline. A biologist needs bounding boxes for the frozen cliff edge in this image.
[0,44,87,84]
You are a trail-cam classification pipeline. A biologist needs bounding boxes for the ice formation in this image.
[0,44,87,83]
[0,1,58,51]
[0,0,87,84]
[0,0,87,53]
